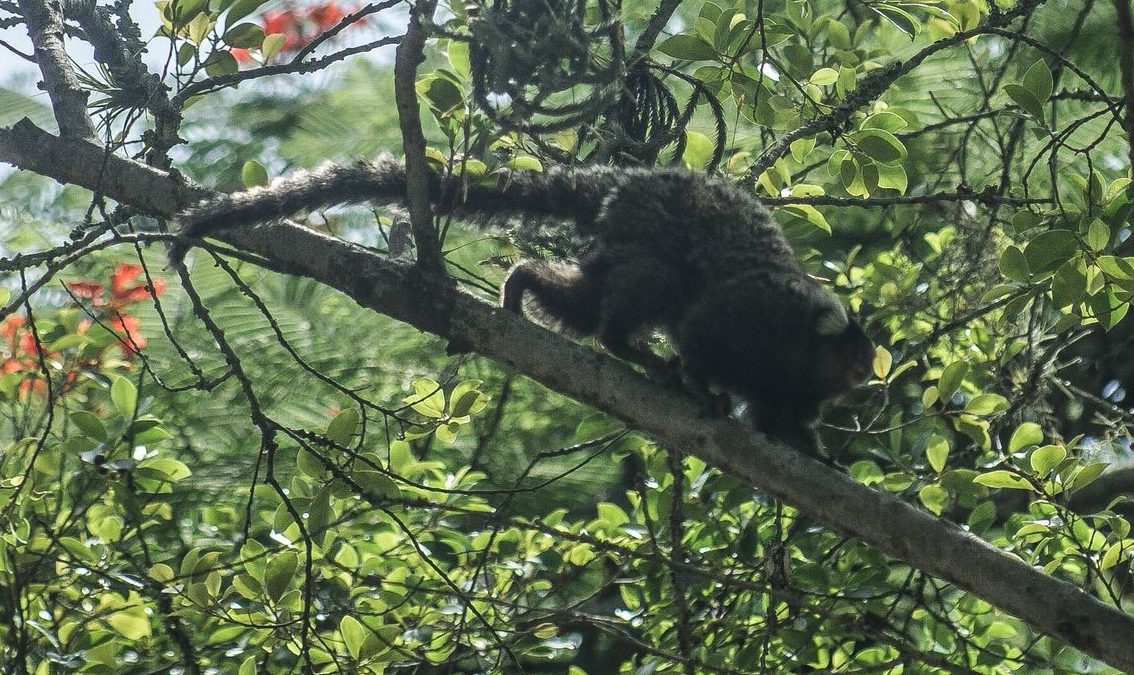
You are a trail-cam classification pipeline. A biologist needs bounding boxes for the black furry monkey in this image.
[174,157,874,454]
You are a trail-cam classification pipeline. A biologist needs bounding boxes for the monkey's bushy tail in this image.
[171,155,621,263]
[170,158,412,264]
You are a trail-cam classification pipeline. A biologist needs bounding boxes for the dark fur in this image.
[175,156,874,454]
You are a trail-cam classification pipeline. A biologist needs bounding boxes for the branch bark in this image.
[393,0,445,274]
[16,0,95,140]
[2,119,1134,671]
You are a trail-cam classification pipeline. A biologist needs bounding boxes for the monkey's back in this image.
[592,170,802,282]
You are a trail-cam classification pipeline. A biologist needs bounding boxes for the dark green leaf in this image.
[657,35,718,61]
[1024,229,1077,274]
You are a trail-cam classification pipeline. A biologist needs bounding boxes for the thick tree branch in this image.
[2,120,1134,671]
[16,0,95,140]
[394,0,445,273]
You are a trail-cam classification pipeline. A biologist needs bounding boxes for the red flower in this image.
[263,9,306,52]
[109,263,166,307]
[249,2,362,63]
[67,281,104,300]
[308,1,346,31]
[64,263,166,358]
[0,314,54,385]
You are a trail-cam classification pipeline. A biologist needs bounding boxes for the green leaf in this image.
[1024,229,1077,274]
[186,13,211,44]
[1008,422,1043,452]
[1051,260,1087,308]
[203,50,239,77]
[239,656,257,675]
[872,345,892,379]
[150,563,176,583]
[873,4,919,37]
[789,137,815,162]
[780,204,831,234]
[937,361,968,404]
[417,74,463,114]
[341,615,366,660]
[1022,59,1053,103]
[447,41,470,79]
[326,407,360,446]
[405,378,446,418]
[1098,255,1134,280]
[354,469,401,501]
[222,22,265,48]
[107,606,151,640]
[1029,444,1066,477]
[503,155,543,172]
[1004,84,1045,124]
[1086,219,1110,251]
[261,33,286,60]
[876,163,907,193]
[851,129,906,164]
[810,67,838,85]
[682,131,714,169]
[449,389,488,419]
[137,457,193,482]
[70,411,107,441]
[824,18,852,49]
[59,536,93,560]
[1101,542,1125,570]
[110,375,138,416]
[918,484,949,515]
[1069,462,1109,492]
[836,66,857,98]
[241,160,268,187]
[225,0,268,24]
[657,34,717,61]
[998,245,1030,282]
[964,394,1008,415]
[926,434,949,473]
[973,470,1033,490]
[264,550,299,602]
[862,111,907,132]
[533,622,558,639]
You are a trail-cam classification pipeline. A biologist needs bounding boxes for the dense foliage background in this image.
[2,0,1134,671]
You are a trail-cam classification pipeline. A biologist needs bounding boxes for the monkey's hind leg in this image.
[502,260,604,335]
[594,258,690,375]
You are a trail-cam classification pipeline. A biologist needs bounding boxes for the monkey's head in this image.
[812,303,875,398]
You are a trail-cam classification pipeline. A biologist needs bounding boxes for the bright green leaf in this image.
[926,434,949,473]
[242,160,268,187]
[1008,422,1043,452]
[810,67,838,85]
[110,375,138,416]
[918,484,949,515]
[965,394,1008,415]
[937,361,968,404]
[1030,444,1066,477]
[973,470,1033,490]
[107,606,151,641]
[341,615,366,660]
